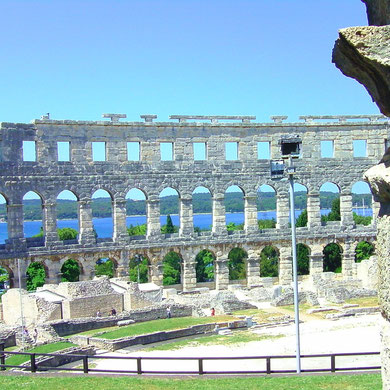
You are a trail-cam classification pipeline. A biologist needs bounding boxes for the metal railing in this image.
[0,348,381,376]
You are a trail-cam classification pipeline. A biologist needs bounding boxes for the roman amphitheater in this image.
[0,113,386,290]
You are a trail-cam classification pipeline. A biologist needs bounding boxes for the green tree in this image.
[61,259,80,282]
[226,222,244,231]
[323,243,342,273]
[353,212,372,226]
[228,248,247,280]
[26,262,46,291]
[95,258,114,278]
[195,250,215,282]
[58,227,78,240]
[258,218,276,229]
[260,246,279,277]
[165,215,175,233]
[129,256,149,283]
[322,198,340,222]
[297,243,309,275]
[127,224,147,236]
[0,266,9,286]
[355,241,374,263]
[163,252,181,285]
[296,209,308,227]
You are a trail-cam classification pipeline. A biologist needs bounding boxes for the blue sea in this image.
[0,208,373,243]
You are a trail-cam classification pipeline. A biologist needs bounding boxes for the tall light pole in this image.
[18,259,26,350]
[286,155,301,374]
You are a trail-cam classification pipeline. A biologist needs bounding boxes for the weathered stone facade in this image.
[0,115,386,290]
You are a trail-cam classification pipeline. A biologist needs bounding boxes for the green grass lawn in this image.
[76,315,233,340]
[5,342,77,367]
[0,373,382,390]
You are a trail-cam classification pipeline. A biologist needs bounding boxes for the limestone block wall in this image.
[0,115,386,290]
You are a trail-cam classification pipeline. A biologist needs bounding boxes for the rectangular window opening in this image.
[321,140,334,158]
[127,142,140,161]
[57,141,70,162]
[92,141,106,161]
[160,142,173,161]
[193,142,207,161]
[257,141,270,159]
[225,142,238,161]
[353,139,367,157]
[23,141,36,162]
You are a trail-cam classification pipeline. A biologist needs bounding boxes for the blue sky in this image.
[2,1,375,200]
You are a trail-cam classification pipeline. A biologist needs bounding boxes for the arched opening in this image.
[323,243,343,273]
[95,258,115,278]
[195,250,215,282]
[0,194,8,244]
[159,188,180,234]
[297,243,310,275]
[92,189,113,238]
[193,186,212,232]
[351,181,373,226]
[162,251,182,286]
[320,183,340,224]
[294,183,308,228]
[23,191,43,238]
[126,188,147,236]
[0,265,10,292]
[257,184,276,229]
[61,259,81,282]
[355,241,375,263]
[225,185,244,231]
[57,190,79,241]
[129,254,150,283]
[26,261,46,291]
[260,246,279,277]
[228,248,247,281]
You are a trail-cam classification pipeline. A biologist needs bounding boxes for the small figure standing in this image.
[111,308,117,316]
[96,310,101,318]
[32,328,38,344]
[166,306,172,319]
[210,307,215,316]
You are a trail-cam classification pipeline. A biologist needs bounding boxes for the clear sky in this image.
[0,0,379,124]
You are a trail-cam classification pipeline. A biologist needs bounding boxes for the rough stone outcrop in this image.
[333,25,390,116]
[361,0,390,26]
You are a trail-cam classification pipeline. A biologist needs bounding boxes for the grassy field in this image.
[5,342,77,367]
[75,315,234,339]
[0,373,382,389]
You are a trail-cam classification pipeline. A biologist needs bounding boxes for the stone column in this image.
[342,241,355,278]
[146,198,161,238]
[276,192,290,230]
[215,254,229,290]
[45,262,62,284]
[79,200,96,244]
[247,250,261,287]
[309,253,323,275]
[212,195,226,235]
[6,203,25,243]
[307,192,321,229]
[182,259,196,292]
[244,195,258,234]
[113,199,129,243]
[179,197,193,237]
[340,193,354,227]
[43,201,59,246]
[279,245,292,285]
[9,258,28,288]
[150,262,164,286]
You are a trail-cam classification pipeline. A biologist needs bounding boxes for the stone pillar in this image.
[307,193,321,229]
[113,199,129,243]
[6,203,25,242]
[45,262,62,284]
[340,193,354,227]
[43,201,59,246]
[79,200,96,244]
[244,195,258,234]
[276,192,289,230]
[309,253,323,275]
[150,262,164,286]
[215,254,229,290]
[182,259,196,292]
[146,198,161,238]
[212,195,226,235]
[342,241,355,278]
[179,197,193,237]
[372,200,380,225]
[279,245,292,285]
[80,264,95,281]
[247,250,261,287]
[9,259,28,288]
